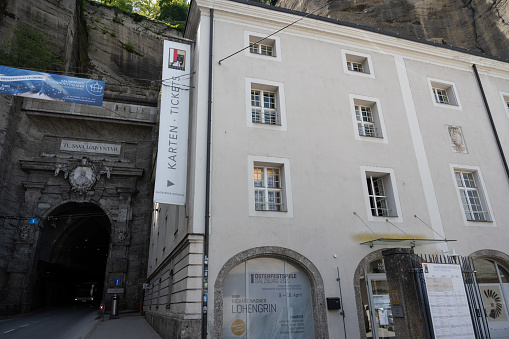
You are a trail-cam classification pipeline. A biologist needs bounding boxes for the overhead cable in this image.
[218,1,332,64]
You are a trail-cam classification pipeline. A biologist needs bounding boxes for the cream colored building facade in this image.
[145,1,509,338]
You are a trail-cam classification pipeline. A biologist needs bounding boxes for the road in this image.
[0,305,99,339]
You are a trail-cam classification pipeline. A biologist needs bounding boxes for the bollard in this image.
[99,302,105,320]
[110,295,119,319]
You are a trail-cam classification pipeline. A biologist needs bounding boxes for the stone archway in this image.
[35,202,110,307]
[213,246,328,339]
[4,152,151,312]
[353,249,386,339]
[469,249,509,266]
[470,249,509,337]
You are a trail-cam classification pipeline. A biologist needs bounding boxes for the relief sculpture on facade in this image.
[69,157,98,194]
[53,157,113,194]
[448,126,468,154]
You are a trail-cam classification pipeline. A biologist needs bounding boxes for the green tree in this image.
[96,0,134,12]
[89,0,188,28]
[157,0,189,22]
[0,22,62,71]
[133,0,160,19]
[90,0,161,20]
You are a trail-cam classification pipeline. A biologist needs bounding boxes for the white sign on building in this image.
[60,140,121,155]
[223,258,314,338]
[422,263,476,339]
[153,40,191,205]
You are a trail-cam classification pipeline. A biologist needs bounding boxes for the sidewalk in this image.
[85,312,162,339]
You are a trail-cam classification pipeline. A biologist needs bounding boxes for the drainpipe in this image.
[202,8,213,339]
[472,64,509,182]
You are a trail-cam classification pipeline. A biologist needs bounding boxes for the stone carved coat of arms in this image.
[54,157,112,194]
[68,157,98,194]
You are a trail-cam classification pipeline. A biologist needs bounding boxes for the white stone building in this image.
[144,0,509,338]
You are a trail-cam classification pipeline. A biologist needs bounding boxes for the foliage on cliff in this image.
[158,0,188,22]
[0,22,62,71]
[90,0,188,22]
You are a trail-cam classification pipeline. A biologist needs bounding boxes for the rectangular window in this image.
[251,89,277,125]
[244,31,280,60]
[342,50,375,78]
[433,87,450,104]
[428,78,461,108]
[433,88,452,105]
[347,61,364,73]
[355,104,378,137]
[254,166,282,211]
[366,176,389,217]
[250,43,273,56]
[248,156,293,218]
[246,78,287,131]
[361,167,402,222]
[350,95,387,143]
[450,164,495,226]
[455,170,490,221]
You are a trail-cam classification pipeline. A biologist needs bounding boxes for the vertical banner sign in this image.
[422,263,476,339]
[153,41,191,205]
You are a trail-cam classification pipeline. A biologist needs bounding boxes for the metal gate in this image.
[410,253,491,339]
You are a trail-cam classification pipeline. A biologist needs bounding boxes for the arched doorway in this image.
[214,247,328,339]
[471,250,509,339]
[354,250,396,339]
[35,202,110,307]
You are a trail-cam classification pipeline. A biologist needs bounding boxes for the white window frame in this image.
[246,78,287,131]
[250,42,273,56]
[450,164,495,227]
[349,94,388,143]
[254,166,282,211]
[428,78,462,110]
[251,88,277,125]
[248,155,293,218]
[244,31,282,62]
[341,50,375,79]
[361,166,403,222]
[499,92,509,119]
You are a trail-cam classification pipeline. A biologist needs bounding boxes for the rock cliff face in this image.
[277,0,509,60]
[84,2,180,88]
[0,0,181,87]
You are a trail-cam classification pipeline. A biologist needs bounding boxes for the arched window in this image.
[222,257,314,338]
[474,258,509,337]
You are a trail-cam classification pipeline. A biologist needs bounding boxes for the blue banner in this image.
[0,66,105,106]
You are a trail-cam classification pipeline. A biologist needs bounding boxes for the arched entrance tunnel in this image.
[35,202,110,308]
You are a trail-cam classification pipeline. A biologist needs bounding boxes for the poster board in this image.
[422,263,476,339]
[223,258,314,338]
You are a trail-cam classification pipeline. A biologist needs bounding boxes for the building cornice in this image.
[192,0,509,75]
[19,159,144,177]
[146,233,204,281]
